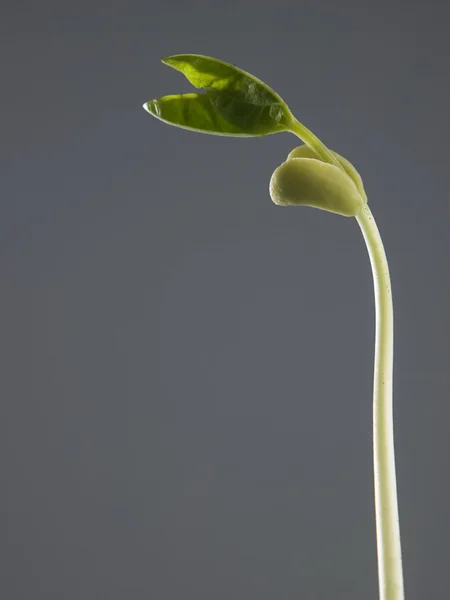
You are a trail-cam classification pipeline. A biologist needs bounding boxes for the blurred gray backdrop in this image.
[1,1,449,598]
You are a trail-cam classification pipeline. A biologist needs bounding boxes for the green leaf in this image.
[270,157,365,217]
[287,144,367,201]
[145,93,244,136]
[143,54,295,137]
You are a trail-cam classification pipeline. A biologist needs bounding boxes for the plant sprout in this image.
[143,54,404,600]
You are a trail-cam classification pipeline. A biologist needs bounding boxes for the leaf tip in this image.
[161,55,182,68]
[142,99,160,118]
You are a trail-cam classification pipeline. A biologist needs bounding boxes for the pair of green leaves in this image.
[144,54,366,217]
[144,54,295,137]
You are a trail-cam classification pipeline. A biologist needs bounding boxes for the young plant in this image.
[144,54,404,600]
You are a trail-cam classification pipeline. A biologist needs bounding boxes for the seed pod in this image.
[287,145,367,201]
[269,157,365,217]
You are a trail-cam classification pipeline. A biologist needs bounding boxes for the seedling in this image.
[144,54,404,600]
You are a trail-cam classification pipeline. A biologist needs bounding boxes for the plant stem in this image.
[356,204,404,600]
[289,119,343,169]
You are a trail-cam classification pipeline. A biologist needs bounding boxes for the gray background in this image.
[1,1,449,598]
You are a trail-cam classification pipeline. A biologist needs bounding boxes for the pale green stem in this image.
[288,119,343,169]
[356,204,404,600]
